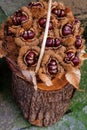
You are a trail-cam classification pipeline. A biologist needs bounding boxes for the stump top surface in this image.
[37,74,68,91]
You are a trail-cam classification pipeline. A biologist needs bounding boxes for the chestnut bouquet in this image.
[0,0,87,127]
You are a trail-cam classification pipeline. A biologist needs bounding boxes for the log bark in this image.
[12,72,75,127]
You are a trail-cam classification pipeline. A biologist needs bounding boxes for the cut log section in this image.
[12,72,75,126]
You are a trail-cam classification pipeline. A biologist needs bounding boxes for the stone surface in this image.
[57,0,87,26]
[0,0,36,16]
[57,0,87,15]
[0,8,7,24]
[0,0,87,26]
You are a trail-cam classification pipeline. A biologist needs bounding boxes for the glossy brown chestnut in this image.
[72,56,80,66]
[55,38,61,47]
[52,8,66,18]
[12,16,21,26]
[38,17,53,30]
[47,59,58,75]
[24,50,38,66]
[20,14,27,22]
[12,10,27,26]
[38,17,46,28]
[21,30,35,40]
[46,37,61,48]
[46,37,54,47]
[66,51,75,61]
[52,8,58,15]
[62,24,73,36]
[57,9,66,17]
[75,36,82,49]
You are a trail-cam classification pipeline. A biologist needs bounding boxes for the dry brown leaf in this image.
[65,69,81,89]
[22,70,38,90]
[38,68,53,86]
[80,53,87,60]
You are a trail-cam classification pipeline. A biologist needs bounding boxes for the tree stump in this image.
[12,72,75,127]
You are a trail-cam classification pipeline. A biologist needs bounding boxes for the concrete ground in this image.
[0,0,87,130]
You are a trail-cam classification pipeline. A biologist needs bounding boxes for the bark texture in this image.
[12,73,75,127]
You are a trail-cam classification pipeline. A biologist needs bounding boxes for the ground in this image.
[0,0,87,130]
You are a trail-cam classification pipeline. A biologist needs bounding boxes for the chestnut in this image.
[47,59,58,75]
[72,56,80,66]
[75,36,82,49]
[66,51,75,61]
[12,16,21,26]
[46,37,61,48]
[64,51,75,63]
[24,50,38,66]
[38,17,46,28]
[55,38,61,47]
[21,30,35,40]
[38,17,53,30]
[52,8,66,18]
[52,8,58,15]
[62,24,73,36]
[57,9,66,17]
[46,37,54,47]
[12,10,27,26]
[20,14,28,22]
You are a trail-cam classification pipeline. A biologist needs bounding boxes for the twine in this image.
[35,0,52,73]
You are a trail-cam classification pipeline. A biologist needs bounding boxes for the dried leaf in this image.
[5,57,27,82]
[80,53,87,60]
[22,70,37,90]
[65,69,81,89]
[38,68,53,86]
